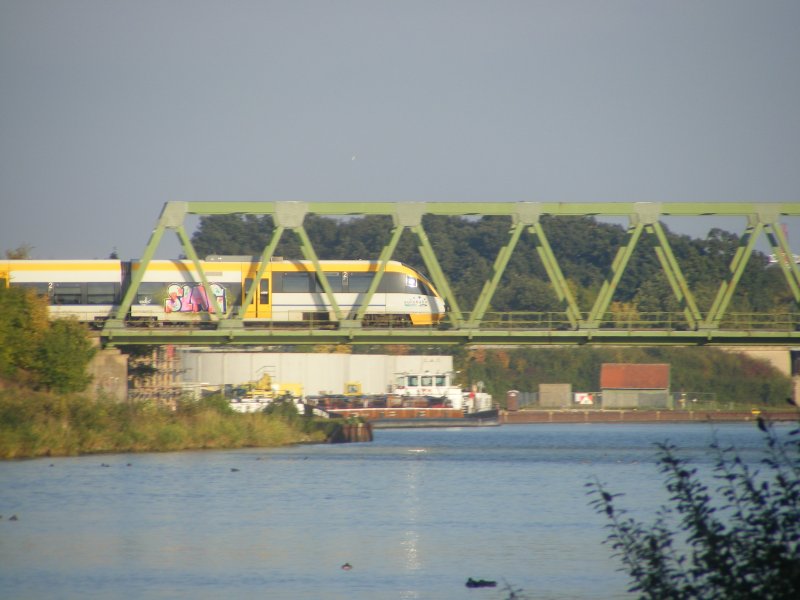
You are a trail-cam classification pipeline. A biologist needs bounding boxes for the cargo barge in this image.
[323,372,499,428]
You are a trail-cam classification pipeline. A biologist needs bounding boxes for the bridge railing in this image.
[471,311,800,331]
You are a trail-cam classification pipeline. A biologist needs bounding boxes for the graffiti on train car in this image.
[164,283,227,313]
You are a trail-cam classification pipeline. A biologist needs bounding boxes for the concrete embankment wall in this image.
[502,409,800,424]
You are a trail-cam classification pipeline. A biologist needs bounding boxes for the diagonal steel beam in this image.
[231,224,285,325]
[703,218,762,328]
[106,202,180,327]
[293,225,344,323]
[354,225,405,322]
[764,218,800,304]
[467,220,525,327]
[530,221,582,329]
[586,221,644,327]
[647,221,702,329]
[174,225,225,320]
[411,223,462,325]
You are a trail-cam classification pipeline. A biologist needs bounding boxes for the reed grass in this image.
[0,388,327,459]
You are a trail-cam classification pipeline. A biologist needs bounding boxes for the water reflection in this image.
[401,450,423,572]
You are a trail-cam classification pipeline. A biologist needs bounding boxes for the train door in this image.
[242,275,272,319]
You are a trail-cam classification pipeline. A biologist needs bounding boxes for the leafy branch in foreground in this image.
[587,419,800,600]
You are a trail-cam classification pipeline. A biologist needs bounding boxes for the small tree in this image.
[4,244,34,259]
[588,418,800,599]
[0,286,50,381]
[34,319,96,393]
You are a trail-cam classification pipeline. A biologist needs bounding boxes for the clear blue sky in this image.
[1,0,799,259]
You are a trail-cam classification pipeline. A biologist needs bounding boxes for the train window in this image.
[10,282,50,297]
[418,280,433,296]
[421,375,433,386]
[405,276,425,294]
[435,375,447,386]
[314,273,343,293]
[380,273,406,293]
[87,283,118,305]
[260,279,269,304]
[407,375,419,386]
[52,282,82,305]
[348,273,373,292]
[136,282,163,305]
[283,273,312,293]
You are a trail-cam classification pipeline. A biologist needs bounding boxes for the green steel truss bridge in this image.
[102,201,800,347]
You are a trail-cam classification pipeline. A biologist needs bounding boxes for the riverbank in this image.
[0,389,367,459]
[501,408,800,424]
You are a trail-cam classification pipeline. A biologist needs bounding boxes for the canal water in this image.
[0,422,777,599]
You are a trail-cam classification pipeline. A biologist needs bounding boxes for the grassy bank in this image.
[0,388,332,459]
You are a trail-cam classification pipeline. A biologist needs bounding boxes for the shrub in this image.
[588,418,800,599]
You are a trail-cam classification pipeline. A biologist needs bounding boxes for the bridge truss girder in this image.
[102,201,800,346]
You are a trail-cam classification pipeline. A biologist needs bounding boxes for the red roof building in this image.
[600,363,670,390]
[599,363,672,409]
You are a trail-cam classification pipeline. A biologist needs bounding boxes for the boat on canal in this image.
[318,372,499,428]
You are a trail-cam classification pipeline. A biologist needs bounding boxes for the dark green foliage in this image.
[0,287,96,393]
[34,319,96,393]
[175,393,233,416]
[189,212,787,316]
[588,420,800,599]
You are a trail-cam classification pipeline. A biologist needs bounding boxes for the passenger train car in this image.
[0,258,446,327]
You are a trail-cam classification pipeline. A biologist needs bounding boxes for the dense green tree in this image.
[0,287,49,382]
[34,319,96,393]
[0,287,95,393]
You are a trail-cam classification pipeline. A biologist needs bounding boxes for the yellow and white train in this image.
[0,257,446,327]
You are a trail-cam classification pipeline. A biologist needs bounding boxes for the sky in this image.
[1,0,799,260]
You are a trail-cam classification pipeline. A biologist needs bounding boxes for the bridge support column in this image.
[87,347,128,402]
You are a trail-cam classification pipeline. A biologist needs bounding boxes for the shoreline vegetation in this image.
[0,388,337,460]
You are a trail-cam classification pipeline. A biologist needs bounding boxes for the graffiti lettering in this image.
[164,283,226,313]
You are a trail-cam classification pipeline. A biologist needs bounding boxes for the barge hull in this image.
[328,408,499,428]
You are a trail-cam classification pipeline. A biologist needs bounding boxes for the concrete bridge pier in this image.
[87,347,128,402]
